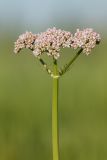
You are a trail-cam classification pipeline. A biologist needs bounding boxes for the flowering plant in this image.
[14,27,100,160]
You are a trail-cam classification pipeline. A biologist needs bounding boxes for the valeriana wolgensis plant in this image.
[14,27,101,160]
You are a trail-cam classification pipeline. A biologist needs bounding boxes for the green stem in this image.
[59,48,83,76]
[52,59,59,160]
[37,56,54,77]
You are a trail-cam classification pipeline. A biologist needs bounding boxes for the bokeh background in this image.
[0,0,107,160]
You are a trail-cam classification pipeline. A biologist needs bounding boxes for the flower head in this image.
[71,28,101,55]
[14,27,101,58]
[14,31,37,53]
[33,27,73,59]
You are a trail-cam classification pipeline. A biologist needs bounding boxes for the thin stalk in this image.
[52,59,59,160]
[37,56,54,77]
[59,48,83,76]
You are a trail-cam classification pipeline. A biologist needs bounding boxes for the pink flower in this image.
[33,27,73,59]
[14,31,37,53]
[71,28,101,55]
[14,28,101,58]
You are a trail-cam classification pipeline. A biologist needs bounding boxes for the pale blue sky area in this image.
[0,0,107,32]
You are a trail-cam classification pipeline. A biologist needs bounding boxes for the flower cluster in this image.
[14,27,101,58]
[71,28,101,55]
[33,27,73,59]
[14,32,37,53]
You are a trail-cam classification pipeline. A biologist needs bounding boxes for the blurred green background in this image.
[0,0,107,160]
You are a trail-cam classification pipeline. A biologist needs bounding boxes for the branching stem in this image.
[37,56,54,77]
[59,48,83,76]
